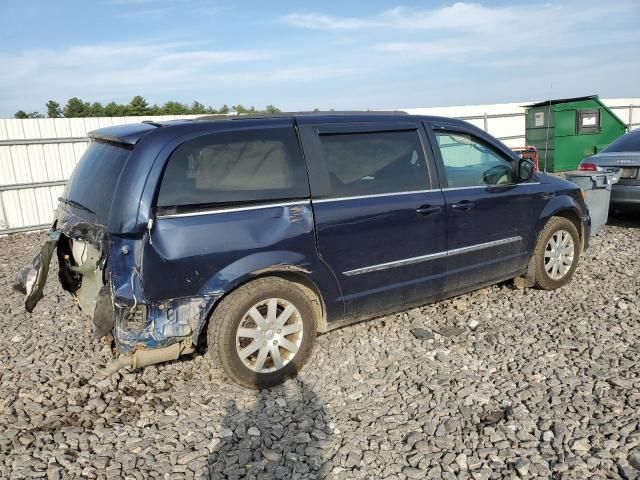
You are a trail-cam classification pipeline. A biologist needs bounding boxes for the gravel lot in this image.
[1,213,639,480]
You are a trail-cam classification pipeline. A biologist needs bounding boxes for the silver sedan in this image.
[579,129,640,209]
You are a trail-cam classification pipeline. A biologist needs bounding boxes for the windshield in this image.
[63,141,131,223]
[602,130,640,153]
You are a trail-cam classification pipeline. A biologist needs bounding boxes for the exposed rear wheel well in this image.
[198,271,326,349]
[268,272,326,331]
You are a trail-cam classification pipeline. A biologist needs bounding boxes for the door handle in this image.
[416,205,442,215]
[451,201,475,212]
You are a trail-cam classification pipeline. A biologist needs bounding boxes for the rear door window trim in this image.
[156,125,309,209]
[157,199,311,219]
[301,122,435,199]
[314,122,420,135]
[312,188,439,203]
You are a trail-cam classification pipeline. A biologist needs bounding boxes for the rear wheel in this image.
[533,216,581,290]
[207,277,317,389]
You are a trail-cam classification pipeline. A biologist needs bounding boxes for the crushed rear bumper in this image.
[14,210,208,357]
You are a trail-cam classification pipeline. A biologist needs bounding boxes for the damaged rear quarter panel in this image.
[105,235,206,353]
[103,121,344,352]
[138,203,342,346]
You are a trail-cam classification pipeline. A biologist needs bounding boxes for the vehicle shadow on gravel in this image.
[206,380,331,480]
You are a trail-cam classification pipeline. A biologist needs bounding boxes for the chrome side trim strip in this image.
[343,251,448,276]
[157,200,310,219]
[313,189,439,204]
[342,235,523,276]
[447,236,523,256]
[441,183,540,191]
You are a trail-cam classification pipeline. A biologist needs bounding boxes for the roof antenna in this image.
[543,81,553,173]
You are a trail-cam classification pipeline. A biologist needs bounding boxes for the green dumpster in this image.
[524,95,627,173]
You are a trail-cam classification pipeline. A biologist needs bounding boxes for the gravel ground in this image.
[1,213,639,480]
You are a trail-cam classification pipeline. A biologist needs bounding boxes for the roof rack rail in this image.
[195,110,408,121]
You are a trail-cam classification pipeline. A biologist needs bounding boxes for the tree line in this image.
[14,96,281,119]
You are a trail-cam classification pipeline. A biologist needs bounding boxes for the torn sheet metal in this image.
[15,231,61,312]
[113,295,218,353]
[54,203,107,249]
[106,235,218,353]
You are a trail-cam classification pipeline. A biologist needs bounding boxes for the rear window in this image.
[157,127,308,208]
[315,130,429,198]
[63,141,131,221]
[602,130,640,153]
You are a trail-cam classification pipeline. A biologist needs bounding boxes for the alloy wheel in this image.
[235,298,304,373]
[544,229,575,280]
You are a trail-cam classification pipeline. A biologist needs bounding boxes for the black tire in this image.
[533,216,581,290]
[207,277,317,389]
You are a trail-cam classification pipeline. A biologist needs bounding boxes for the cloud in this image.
[282,13,370,30]
[0,40,353,113]
[282,1,640,68]
[111,0,226,20]
[284,1,637,34]
[283,2,534,32]
[376,40,480,58]
[212,66,355,84]
[0,42,269,88]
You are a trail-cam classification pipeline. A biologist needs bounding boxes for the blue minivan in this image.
[17,113,590,388]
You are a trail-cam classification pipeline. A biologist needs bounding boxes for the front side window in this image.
[316,130,429,198]
[435,132,515,188]
[157,127,308,208]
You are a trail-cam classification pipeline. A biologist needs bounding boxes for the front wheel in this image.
[533,216,581,290]
[207,277,317,389]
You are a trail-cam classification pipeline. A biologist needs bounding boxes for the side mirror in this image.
[517,159,535,182]
[483,164,512,185]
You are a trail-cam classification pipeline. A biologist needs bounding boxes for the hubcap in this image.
[235,298,304,373]
[544,229,575,280]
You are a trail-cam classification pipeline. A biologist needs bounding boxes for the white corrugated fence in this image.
[0,115,199,234]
